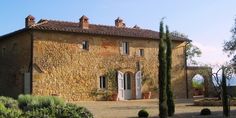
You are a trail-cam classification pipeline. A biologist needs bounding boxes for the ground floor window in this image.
[100,76,107,89]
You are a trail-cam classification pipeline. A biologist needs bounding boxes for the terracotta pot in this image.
[142,92,152,99]
[111,93,118,101]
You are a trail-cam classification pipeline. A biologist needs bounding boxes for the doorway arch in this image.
[187,66,216,98]
[192,74,205,97]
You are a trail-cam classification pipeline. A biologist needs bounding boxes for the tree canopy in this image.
[224,17,236,64]
[186,43,202,65]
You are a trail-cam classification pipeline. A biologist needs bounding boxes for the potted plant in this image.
[142,73,155,99]
[105,69,118,101]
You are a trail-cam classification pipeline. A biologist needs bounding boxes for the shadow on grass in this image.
[110,106,157,110]
[127,109,236,118]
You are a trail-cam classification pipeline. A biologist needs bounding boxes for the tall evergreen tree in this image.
[222,67,229,117]
[166,25,175,116]
[158,21,168,118]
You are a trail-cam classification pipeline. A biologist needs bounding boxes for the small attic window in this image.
[82,41,89,50]
[139,49,144,56]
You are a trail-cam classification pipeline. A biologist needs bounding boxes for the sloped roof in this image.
[31,19,161,39]
[0,19,188,41]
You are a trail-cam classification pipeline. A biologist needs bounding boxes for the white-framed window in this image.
[122,42,129,55]
[139,49,144,56]
[99,76,107,89]
[82,41,89,50]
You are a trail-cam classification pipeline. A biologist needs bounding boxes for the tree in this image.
[158,21,168,118]
[222,67,229,117]
[186,43,202,65]
[224,17,236,65]
[165,25,175,116]
[211,65,234,100]
[170,31,202,66]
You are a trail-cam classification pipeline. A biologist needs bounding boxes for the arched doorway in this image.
[192,74,204,97]
[117,71,142,100]
[124,72,132,100]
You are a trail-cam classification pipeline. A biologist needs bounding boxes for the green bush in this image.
[200,108,211,115]
[22,103,93,118]
[18,94,33,111]
[18,95,65,111]
[0,102,22,118]
[22,107,54,118]
[138,109,149,118]
[55,103,93,118]
[0,96,18,109]
[0,95,93,118]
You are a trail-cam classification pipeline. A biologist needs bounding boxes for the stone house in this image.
[0,15,188,101]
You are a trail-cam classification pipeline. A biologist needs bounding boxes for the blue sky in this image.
[1,0,236,66]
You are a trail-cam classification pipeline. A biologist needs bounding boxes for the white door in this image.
[118,71,124,100]
[135,71,142,99]
[124,73,132,100]
[24,73,31,94]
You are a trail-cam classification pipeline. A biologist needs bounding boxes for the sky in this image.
[1,0,236,66]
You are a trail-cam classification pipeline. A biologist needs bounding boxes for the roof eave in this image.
[0,28,30,40]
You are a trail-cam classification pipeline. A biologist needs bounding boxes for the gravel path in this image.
[74,99,236,118]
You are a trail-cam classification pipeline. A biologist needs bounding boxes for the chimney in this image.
[25,15,35,28]
[133,25,140,29]
[79,15,89,29]
[115,17,125,28]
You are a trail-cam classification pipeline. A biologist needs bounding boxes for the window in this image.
[124,73,131,90]
[122,42,129,55]
[2,47,6,56]
[99,76,106,89]
[139,49,144,56]
[82,41,89,50]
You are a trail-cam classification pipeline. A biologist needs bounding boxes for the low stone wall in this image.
[228,86,236,97]
[194,98,236,106]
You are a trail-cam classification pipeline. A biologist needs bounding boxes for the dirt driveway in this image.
[74,99,236,118]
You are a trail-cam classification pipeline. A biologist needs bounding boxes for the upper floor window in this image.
[122,42,129,55]
[139,49,144,56]
[99,76,107,89]
[2,47,6,56]
[82,41,89,50]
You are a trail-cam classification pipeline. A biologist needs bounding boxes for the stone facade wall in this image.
[0,32,32,98]
[171,42,187,98]
[32,31,186,101]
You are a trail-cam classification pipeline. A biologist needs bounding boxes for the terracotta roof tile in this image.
[30,19,186,41]
[0,19,187,41]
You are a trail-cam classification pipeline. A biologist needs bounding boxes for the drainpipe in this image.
[185,40,191,99]
[29,30,34,94]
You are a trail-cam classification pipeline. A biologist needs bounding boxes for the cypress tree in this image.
[222,67,229,117]
[166,25,175,116]
[158,21,168,118]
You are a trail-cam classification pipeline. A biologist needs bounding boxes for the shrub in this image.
[0,95,93,118]
[0,102,22,118]
[22,103,93,118]
[22,107,54,118]
[200,108,211,115]
[55,103,93,118]
[18,95,65,111]
[138,109,149,118]
[18,94,33,111]
[0,96,18,109]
